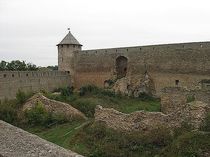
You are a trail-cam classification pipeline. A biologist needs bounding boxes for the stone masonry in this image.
[0,120,83,157]
[95,98,209,132]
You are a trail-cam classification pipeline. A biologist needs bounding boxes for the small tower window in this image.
[175,80,179,86]
[3,74,6,78]
[12,74,14,77]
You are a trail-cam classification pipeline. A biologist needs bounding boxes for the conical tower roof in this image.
[57,31,82,46]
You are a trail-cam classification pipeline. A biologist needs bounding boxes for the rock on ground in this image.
[22,93,86,121]
[0,120,83,157]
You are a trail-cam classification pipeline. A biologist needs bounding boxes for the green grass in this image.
[72,94,160,113]
[26,121,210,157]
[160,131,210,157]
[26,120,87,149]
[45,91,160,118]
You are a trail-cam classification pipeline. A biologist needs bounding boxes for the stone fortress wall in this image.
[2,31,210,100]
[0,71,71,100]
[73,41,210,95]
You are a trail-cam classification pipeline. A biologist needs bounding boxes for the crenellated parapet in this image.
[0,71,71,100]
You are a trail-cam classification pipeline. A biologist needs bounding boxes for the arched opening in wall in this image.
[116,56,128,79]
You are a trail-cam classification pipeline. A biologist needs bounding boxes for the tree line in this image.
[0,60,58,71]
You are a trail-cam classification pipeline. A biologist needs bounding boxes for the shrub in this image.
[71,122,173,157]
[71,100,96,117]
[100,90,116,97]
[79,85,99,96]
[16,90,33,105]
[25,101,48,126]
[79,85,117,97]
[60,86,74,97]
[138,92,155,101]
[25,101,67,127]
[0,99,17,124]
[187,95,195,103]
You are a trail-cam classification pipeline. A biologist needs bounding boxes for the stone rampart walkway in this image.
[0,120,83,157]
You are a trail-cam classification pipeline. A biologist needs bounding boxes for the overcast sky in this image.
[0,0,210,66]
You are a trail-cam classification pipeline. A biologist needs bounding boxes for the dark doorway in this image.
[116,56,128,79]
[175,80,179,86]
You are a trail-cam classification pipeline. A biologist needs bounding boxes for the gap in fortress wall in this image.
[0,71,71,100]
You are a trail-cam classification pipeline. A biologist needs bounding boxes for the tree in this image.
[0,60,38,71]
[47,65,58,71]
[27,63,38,71]
[0,61,7,71]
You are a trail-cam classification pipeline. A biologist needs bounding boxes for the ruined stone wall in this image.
[0,71,71,100]
[73,42,210,94]
[161,87,210,106]
[95,100,208,132]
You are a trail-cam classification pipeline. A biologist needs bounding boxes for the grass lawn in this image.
[26,121,210,157]
[75,95,160,113]
[46,91,161,118]
[26,121,87,149]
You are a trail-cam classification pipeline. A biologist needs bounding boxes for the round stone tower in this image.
[57,30,82,84]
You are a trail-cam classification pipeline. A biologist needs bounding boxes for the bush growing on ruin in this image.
[25,101,67,127]
[25,101,48,126]
[186,95,195,103]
